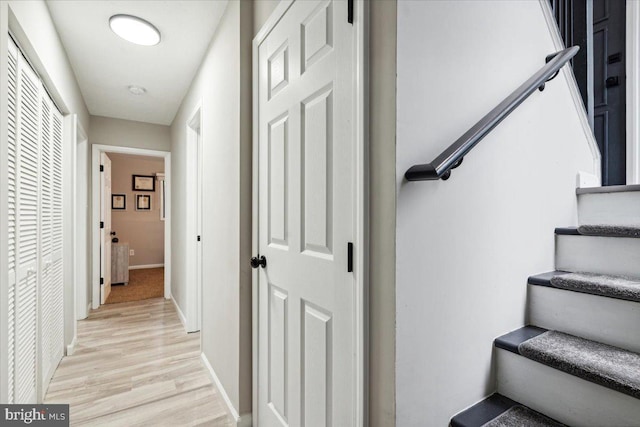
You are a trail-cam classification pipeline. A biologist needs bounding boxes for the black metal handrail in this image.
[404,46,580,181]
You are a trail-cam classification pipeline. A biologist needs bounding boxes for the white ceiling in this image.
[47,1,228,125]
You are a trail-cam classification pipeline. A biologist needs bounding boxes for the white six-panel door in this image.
[257,1,356,425]
[100,153,112,304]
[6,37,65,404]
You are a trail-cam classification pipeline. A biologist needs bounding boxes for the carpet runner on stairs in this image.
[548,272,640,303]
[577,224,640,238]
[482,405,564,427]
[450,393,564,427]
[450,187,640,425]
[497,326,640,400]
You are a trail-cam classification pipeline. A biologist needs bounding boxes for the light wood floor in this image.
[44,298,234,427]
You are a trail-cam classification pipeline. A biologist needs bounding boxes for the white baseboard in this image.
[171,297,188,332]
[237,413,252,427]
[66,336,77,356]
[200,352,241,424]
[129,263,164,270]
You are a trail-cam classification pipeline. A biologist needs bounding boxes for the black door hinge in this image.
[348,0,354,24]
[347,242,354,272]
[100,165,104,172]
[100,221,104,229]
[100,277,104,285]
[197,235,201,242]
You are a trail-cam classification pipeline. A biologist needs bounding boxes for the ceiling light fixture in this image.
[109,14,161,46]
[128,85,147,96]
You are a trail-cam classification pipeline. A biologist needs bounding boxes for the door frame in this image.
[72,116,88,322]
[63,114,87,357]
[185,102,203,333]
[251,1,370,425]
[626,0,640,184]
[90,144,171,309]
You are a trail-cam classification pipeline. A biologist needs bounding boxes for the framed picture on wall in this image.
[132,174,155,192]
[112,194,126,210]
[136,194,152,211]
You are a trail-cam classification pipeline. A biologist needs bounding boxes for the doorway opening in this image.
[550,0,639,185]
[104,152,166,304]
[186,103,203,333]
[90,145,171,310]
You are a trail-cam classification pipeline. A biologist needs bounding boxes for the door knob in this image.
[250,256,267,269]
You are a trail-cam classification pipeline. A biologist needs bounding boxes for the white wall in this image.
[395,2,598,426]
[170,0,253,419]
[90,116,171,152]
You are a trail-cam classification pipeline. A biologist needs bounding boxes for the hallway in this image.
[43,299,233,426]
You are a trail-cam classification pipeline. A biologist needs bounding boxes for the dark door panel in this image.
[593,0,626,185]
[551,0,626,186]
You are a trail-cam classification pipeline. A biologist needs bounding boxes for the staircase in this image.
[451,185,640,426]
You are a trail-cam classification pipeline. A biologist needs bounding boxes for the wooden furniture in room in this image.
[111,242,130,285]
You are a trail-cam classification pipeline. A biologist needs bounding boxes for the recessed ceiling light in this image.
[109,14,160,46]
[128,85,147,96]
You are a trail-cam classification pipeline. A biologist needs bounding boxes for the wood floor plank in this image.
[44,298,235,427]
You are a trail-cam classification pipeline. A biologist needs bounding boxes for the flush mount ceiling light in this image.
[128,85,147,96]
[109,14,160,46]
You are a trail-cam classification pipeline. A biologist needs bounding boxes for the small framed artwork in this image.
[132,174,155,192]
[112,194,126,210]
[136,194,152,211]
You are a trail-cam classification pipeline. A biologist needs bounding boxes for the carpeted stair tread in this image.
[450,394,564,427]
[549,272,640,303]
[577,224,640,238]
[518,330,640,399]
[481,405,565,427]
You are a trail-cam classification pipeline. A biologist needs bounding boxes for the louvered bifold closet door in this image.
[49,96,65,383]
[39,88,64,390]
[14,45,42,405]
[7,38,19,405]
[39,89,53,388]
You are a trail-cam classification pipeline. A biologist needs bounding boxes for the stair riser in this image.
[528,285,640,353]
[578,192,640,226]
[496,348,640,426]
[556,234,640,279]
